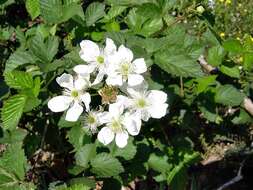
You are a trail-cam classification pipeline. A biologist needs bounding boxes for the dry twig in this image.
[216,160,245,190]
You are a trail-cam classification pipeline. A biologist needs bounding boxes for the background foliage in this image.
[1,0,253,189]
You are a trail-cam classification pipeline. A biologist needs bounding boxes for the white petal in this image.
[79,40,100,62]
[123,112,141,136]
[106,74,123,86]
[92,69,105,85]
[104,38,117,55]
[108,53,121,65]
[127,88,142,99]
[98,112,111,124]
[132,58,147,74]
[148,103,168,119]
[115,131,129,148]
[74,76,90,90]
[97,127,114,145]
[56,73,74,90]
[118,45,133,63]
[116,95,132,108]
[65,102,83,122]
[48,96,72,112]
[80,92,91,111]
[74,64,96,74]
[109,103,124,116]
[148,90,167,104]
[128,74,144,86]
[141,110,151,121]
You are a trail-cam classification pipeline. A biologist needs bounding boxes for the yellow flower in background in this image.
[218,0,231,5]
[196,6,205,14]
[236,37,241,41]
[225,0,231,5]
[250,36,253,42]
[220,32,225,37]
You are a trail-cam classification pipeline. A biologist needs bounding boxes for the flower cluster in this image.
[48,38,168,148]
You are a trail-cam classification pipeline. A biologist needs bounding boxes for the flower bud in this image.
[196,6,205,14]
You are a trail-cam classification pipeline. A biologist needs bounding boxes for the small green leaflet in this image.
[90,153,124,177]
[1,94,27,131]
[85,2,105,26]
[4,71,34,89]
[0,143,28,189]
[215,84,245,106]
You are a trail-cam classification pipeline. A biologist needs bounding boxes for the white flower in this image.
[116,87,168,122]
[74,38,116,85]
[48,73,91,122]
[208,0,215,9]
[106,45,147,87]
[97,103,141,148]
[83,110,107,134]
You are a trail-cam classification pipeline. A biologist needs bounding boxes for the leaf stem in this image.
[180,77,184,97]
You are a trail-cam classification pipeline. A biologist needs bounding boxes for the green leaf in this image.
[155,52,204,78]
[199,100,222,124]
[66,184,90,190]
[40,0,84,24]
[142,37,167,53]
[141,17,163,37]
[40,0,63,23]
[106,31,126,45]
[232,109,253,124]
[63,0,81,5]
[148,153,172,174]
[103,5,126,22]
[0,128,27,144]
[207,45,225,66]
[26,0,40,20]
[67,125,91,150]
[4,50,35,72]
[106,0,151,6]
[22,95,41,112]
[195,75,217,94]
[112,138,137,160]
[126,7,163,37]
[90,153,124,177]
[0,143,28,189]
[243,53,253,71]
[85,2,105,26]
[62,3,85,23]
[243,34,253,70]
[220,65,240,78]
[215,85,245,106]
[30,33,59,66]
[32,77,41,97]
[75,144,96,168]
[4,71,34,89]
[146,77,164,90]
[69,177,96,189]
[46,36,59,61]
[200,105,222,123]
[167,152,199,190]
[1,94,27,130]
[223,39,243,53]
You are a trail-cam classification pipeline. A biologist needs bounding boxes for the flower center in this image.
[120,62,131,78]
[111,119,122,132]
[87,114,96,124]
[97,56,104,64]
[136,98,147,108]
[71,90,79,98]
